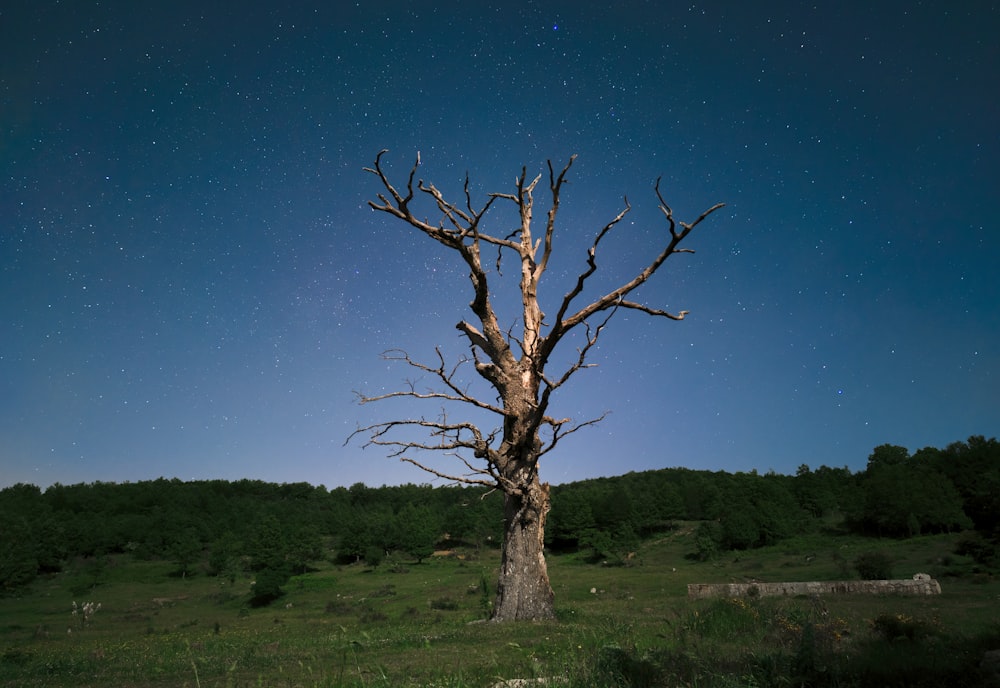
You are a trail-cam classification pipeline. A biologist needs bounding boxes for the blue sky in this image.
[2,1,997,489]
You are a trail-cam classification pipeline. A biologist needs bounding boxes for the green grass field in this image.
[2,526,998,687]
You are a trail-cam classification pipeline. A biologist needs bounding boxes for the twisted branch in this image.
[355,151,722,491]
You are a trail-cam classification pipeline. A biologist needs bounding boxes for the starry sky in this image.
[2,1,998,490]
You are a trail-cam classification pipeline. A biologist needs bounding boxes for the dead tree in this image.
[351,150,723,621]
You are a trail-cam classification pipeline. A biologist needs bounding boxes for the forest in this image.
[2,435,997,604]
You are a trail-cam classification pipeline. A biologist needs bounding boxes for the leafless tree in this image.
[351,150,723,621]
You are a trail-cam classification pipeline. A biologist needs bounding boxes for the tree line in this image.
[2,435,997,599]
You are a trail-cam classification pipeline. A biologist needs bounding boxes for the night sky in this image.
[2,2,997,490]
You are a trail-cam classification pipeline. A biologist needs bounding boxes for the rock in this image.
[491,679,567,688]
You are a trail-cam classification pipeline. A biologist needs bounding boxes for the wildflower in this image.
[71,601,102,628]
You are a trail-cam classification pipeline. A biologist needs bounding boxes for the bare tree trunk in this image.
[492,476,555,621]
[356,151,723,623]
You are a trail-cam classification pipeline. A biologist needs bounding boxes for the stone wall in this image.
[687,578,941,599]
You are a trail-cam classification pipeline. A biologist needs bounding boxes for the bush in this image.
[590,645,662,687]
[363,545,385,568]
[359,607,388,623]
[870,612,937,641]
[854,550,893,580]
[692,521,723,561]
[249,566,288,607]
[325,600,351,615]
[954,532,998,566]
[429,597,458,611]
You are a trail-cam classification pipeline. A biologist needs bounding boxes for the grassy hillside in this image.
[1,526,998,687]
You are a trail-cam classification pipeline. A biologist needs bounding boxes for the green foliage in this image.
[589,644,663,687]
[478,570,493,617]
[393,503,441,563]
[336,521,373,564]
[0,516,38,593]
[0,484,65,591]
[429,596,459,611]
[547,488,596,548]
[870,611,938,641]
[246,513,287,572]
[794,463,856,518]
[714,471,807,550]
[720,503,761,550]
[168,529,202,578]
[363,545,385,568]
[249,565,289,607]
[0,530,997,687]
[580,522,640,565]
[0,434,996,596]
[935,436,1000,536]
[286,524,324,574]
[854,550,894,580]
[693,521,723,561]
[856,455,972,537]
[206,532,241,580]
[687,597,763,637]
[954,532,999,567]
[867,443,910,468]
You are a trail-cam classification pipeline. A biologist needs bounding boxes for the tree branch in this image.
[355,151,723,500]
[537,156,576,278]
[539,410,609,458]
[354,349,505,416]
[541,187,725,362]
[399,456,497,488]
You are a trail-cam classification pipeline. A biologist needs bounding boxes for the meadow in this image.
[1,526,998,687]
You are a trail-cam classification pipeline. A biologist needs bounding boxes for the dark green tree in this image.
[246,513,286,571]
[207,532,242,581]
[336,513,382,564]
[169,528,203,578]
[250,567,287,607]
[0,516,38,592]
[935,436,1000,537]
[244,513,291,603]
[693,521,724,561]
[394,503,441,563]
[867,444,909,469]
[0,483,66,588]
[754,474,804,545]
[857,453,970,537]
[792,464,840,518]
[546,487,596,549]
[580,521,640,565]
[720,502,762,549]
[286,524,324,574]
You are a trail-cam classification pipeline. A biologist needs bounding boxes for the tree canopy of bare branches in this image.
[351,150,723,621]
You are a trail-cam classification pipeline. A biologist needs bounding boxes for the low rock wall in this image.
[687,578,941,599]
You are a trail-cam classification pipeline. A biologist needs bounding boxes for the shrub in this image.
[692,521,724,561]
[429,597,458,611]
[954,532,998,566]
[870,612,937,641]
[363,546,384,568]
[249,567,288,607]
[590,645,662,687]
[854,550,893,580]
[325,600,352,615]
[359,608,388,623]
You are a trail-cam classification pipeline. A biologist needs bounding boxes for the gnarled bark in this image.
[493,477,554,621]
